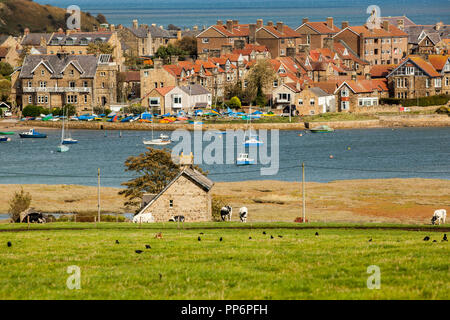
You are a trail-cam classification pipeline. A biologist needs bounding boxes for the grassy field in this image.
[0,223,448,299]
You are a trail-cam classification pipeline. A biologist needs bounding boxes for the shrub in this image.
[8,188,32,222]
[380,94,450,107]
[22,105,46,117]
[436,106,450,115]
[212,196,227,222]
[227,96,241,109]
[122,105,147,114]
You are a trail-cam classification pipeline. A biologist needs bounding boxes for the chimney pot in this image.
[302,18,309,24]
[342,21,349,29]
[326,17,334,29]
[233,20,239,26]
[132,19,138,29]
[276,22,284,33]
[226,20,233,31]
[382,21,389,31]
[256,19,263,28]
[267,21,274,27]
[217,20,223,26]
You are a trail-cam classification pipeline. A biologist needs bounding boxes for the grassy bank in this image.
[0,223,448,299]
[1,178,449,224]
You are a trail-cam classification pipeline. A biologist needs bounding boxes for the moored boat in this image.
[0,131,14,135]
[0,136,11,142]
[309,125,334,133]
[19,129,47,138]
[236,153,255,165]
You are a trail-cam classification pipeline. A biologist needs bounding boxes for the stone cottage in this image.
[137,166,214,222]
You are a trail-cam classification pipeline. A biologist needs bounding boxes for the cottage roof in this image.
[179,84,210,95]
[138,167,214,215]
[21,33,52,46]
[309,87,331,97]
[338,23,407,38]
[47,32,113,46]
[381,16,416,28]
[297,21,341,34]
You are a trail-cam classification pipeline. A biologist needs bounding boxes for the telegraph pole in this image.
[302,162,306,223]
[97,168,101,223]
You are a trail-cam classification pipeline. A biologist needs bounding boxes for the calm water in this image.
[36,0,450,29]
[0,127,449,187]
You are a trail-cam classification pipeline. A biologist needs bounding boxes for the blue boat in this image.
[0,136,11,142]
[19,129,47,139]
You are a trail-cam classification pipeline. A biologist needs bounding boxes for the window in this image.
[144,71,149,77]
[160,82,164,88]
[154,82,158,88]
[357,97,378,106]
[280,49,285,56]
[41,70,45,76]
[310,98,315,105]
[37,96,48,104]
[83,81,88,88]
[69,69,74,76]
[278,93,290,101]
[84,95,88,103]
[406,67,414,75]
[341,87,349,97]
[169,200,174,208]
[273,80,278,87]
[426,78,430,88]
[102,82,105,89]
[69,81,75,88]
[202,38,209,44]
[310,110,315,115]
[173,95,182,104]
[67,95,78,104]
[435,78,442,88]
[446,77,449,86]
[149,98,160,106]
[100,72,106,77]
[39,81,47,88]
[298,99,303,105]
[306,35,311,45]
[341,101,349,110]
[28,96,32,104]
[243,80,248,88]
[27,81,32,88]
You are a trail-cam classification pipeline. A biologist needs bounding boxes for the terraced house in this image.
[295,17,341,50]
[14,53,117,113]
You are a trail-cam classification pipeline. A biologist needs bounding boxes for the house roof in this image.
[340,23,408,38]
[0,35,10,45]
[21,33,52,46]
[123,71,140,82]
[19,54,98,79]
[335,79,389,94]
[258,25,301,38]
[370,64,397,78]
[0,47,9,58]
[310,81,339,94]
[155,86,176,96]
[381,16,416,28]
[48,32,113,46]
[428,54,449,71]
[129,27,149,38]
[405,25,450,44]
[297,21,341,34]
[309,87,332,97]
[179,84,210,95]
[138,167,214,215]
[198,23,250,38]
[148,25,175,38]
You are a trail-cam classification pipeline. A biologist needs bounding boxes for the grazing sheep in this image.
[220,206,232,221]
[239,207,248,223]
[132,212,154,223]
[431,209,446,225]
[169,215,185,222]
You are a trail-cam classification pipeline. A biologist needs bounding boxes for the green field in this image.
[0,223,448,300]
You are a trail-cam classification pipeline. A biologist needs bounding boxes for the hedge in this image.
[380,94,450,107]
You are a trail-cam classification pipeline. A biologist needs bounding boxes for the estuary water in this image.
[0,127,449,187]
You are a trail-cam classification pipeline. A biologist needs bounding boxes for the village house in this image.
[295,17,341,50]
[46,29,124,70]
[386,55,450,98]
[232,44,271,61]
[0,34,21,67]
[334,79,389,112]
[138,160,214,223]
[297,86,336,115]
[255,21,302,58]
[271,82,301,111]
[20,30,52,55]
[381,16,417,31]
[435,39,450,55]
[120,71,141,100]
[402,22,450,55]
[14,53,117,113]
[117,21,152,57]
[333,21,408,65]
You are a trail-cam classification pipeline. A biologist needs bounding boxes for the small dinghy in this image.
[309,125,334,133]
[143,134,172,146]
[236,153,255,165]
[0,136,11,142]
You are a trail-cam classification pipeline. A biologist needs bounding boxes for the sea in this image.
[35,0,450,29]
[0,127,449,187]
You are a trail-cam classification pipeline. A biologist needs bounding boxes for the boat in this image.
[309,125,335,133]
[0,131,14,135]
[143,120,172,145]
[236,153,255,165]
[0,136,11,142]
[19,129,47,138]
[243,105,263,146]
[57,109,70,152]
[62,113,78,144]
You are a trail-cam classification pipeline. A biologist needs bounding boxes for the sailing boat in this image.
[62,113,78,144]
[57,108,69,152]
[143,117,172,145]
[243,105,263,147]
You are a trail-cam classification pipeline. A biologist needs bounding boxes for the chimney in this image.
[359,32,365,57]
[233,20,239,26]
[324,37,334,50]
[397,19,405,30]
[302,18,309,24]
[249,24,256,44]
[326,17,334,29]
[159,25,163,30]
[110,24,115,31]
[267,21,274,27]
[256,19,263,28]
[154,58,163,69]
[177,30,182,40]
[341,21,349,29]
[193,25,198,31]
[118,24,124,30]
[351,72,357,81]
[217,20,223,26]
[435,21,443,31]
[382,21,389,31]
[226,20,233,31]
[57,28,64,34]
[132,19,138,29]
[276,22,284,33]
[24,28,30,36]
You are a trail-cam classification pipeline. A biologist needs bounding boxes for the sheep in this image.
[239,207,248,222]
[431,209,447,225]
[132,212,155,223]
[220,206,232,221]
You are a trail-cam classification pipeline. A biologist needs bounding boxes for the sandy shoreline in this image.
[1,178,449,224]
[1,115,449,132]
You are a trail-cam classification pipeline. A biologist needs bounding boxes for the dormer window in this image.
[80,38,88,45]
[41,70,45,76]
[65,38,74,45]
[70,69,74,76]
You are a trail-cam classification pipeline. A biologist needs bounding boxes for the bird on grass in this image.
[442,234,448,242]
[219,237,223,242]
[249,237,252,240]
[278,235,283,238]
[262,231,266,235]
[270,235,274,239]
[115,240,119,244]
[315,232,319,236]
[145,245,151,249]
[199,232,204,235]
[423,236,430,241]
[198,236,201,242]
[368,238,372,242]
[7,241,11,247]
[433,240,437,243]
[159,273,163,281]
[135,250,143,254]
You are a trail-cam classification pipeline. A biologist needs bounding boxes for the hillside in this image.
[0,0,107,36]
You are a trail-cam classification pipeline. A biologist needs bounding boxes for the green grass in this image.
[0,223,448,299]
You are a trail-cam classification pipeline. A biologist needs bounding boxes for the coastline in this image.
[1,114,449,131]
[1,178,449,224]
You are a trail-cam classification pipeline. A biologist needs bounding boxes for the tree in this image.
[224,80,243,101]
[0,62,13,77]
[119,148,206,208]
[155,44,187,63]
[175,36,197,57]
[246,59,275,107]
[0,79,11,101]
[8,188,32,222]
[168,24,180,30]
[96,14,108,24]
[87,41,115,56]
